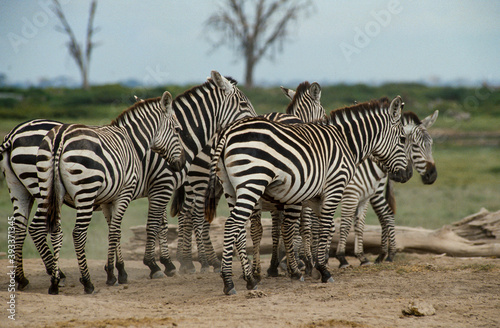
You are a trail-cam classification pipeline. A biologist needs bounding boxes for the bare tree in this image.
[206,0,313,88]
[52,0,99,90]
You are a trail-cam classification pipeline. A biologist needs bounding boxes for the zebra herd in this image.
[0,70,438,296]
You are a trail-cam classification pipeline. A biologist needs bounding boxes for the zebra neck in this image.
[113,109,160,160]
[334,110,386,166]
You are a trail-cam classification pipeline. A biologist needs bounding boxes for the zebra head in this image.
[404,110,439,184]
[151,91,186,172]
[283,82,326,122]
[372,96,412,183]
[210,70,257,126]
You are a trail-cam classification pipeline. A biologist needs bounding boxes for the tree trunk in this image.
[244,53,255,88]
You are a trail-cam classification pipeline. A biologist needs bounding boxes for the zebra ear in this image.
[310,82,321,102]
[160,91,173,116]
[280,86,296,100]
[421,110,439,129]
[389,95,403,121]
[211,70,233,95]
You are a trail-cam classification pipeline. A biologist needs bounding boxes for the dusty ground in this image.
[1,254,499,328]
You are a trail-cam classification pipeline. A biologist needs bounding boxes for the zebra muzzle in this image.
[389,165,412,183]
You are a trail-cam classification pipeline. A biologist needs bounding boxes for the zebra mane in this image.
[402,111,422,125]
[285,81,311,115]
[110,96,161,126]
[325,97,391,123]
[174,76,239,104]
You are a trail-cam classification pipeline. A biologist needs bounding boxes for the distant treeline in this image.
[1,83,499,121]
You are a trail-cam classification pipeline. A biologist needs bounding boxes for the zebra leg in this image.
[178,210,196,274]
[353,203,371,266]
[115,244,128,283]
[250,209,263,281]
[159,215,177,277]
[370,191,396,263]
[193,206,211,273]
[267,210,282,277]
[299,207,313,276]
[48,224,64,294]
[102,204,128,283]
[2,159,34,290]
[72,214,95,294]
[282,205,303,281]
[105,198,132,287]
[202,219,221,272]
[234,225,259,290]
[335,214,354,269]
[28,210,61,294]
[142,207,163,279]
[12,198,34,290]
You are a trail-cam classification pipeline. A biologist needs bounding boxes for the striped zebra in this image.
[335,110,438,268]
[1,71,255,293]
[1,119,64,290]
[171,82,324,274]
[26,71,255,294]
[28,91,185,294]
[205,96,411,295]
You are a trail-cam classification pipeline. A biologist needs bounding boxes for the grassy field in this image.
[0,82,499,261]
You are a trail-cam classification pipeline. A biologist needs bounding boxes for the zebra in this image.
[205,96,411,295]
[171,82,324,274]
[27,91,185,294]
[335,110,438,268]
[26,71,256,294]
[1,119,64,290]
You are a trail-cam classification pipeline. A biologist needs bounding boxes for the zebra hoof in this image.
[326,277,334,283]
[267,267,279,277]
[48,284,59,295]
[165,268,177,277]
[106,276,117,286]
[360,261,373,267]
[339,263,351,269]
[118,273,128,284]
[151,271,166,279]
[224,287,237,295]
[17,277,30,290]
[200,266,210,274]
[213,266,221,274]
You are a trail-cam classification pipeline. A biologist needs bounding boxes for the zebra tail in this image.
[204,133,227,224]
[45,129,64,234]
[170,184,185,217]
[385,179,397,215]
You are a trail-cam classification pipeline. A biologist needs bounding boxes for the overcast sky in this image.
[1,0,499,87]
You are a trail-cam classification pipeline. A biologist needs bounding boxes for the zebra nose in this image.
[390,165,412,183]
[422,164,437,185]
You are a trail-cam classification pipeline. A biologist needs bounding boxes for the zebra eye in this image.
[400,136,406,144]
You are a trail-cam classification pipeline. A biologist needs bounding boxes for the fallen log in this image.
[123,208,500,260]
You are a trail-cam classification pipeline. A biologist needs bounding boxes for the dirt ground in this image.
[1,253,499,328]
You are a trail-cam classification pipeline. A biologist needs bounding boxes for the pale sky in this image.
[1,0,499,87]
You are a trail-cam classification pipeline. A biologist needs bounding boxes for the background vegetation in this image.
[0,82,499,260]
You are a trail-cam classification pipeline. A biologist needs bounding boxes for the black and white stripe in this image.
[335,110,438,267]
[205,96,410,295]
[172,82,324,274]
[28,91,185,294]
